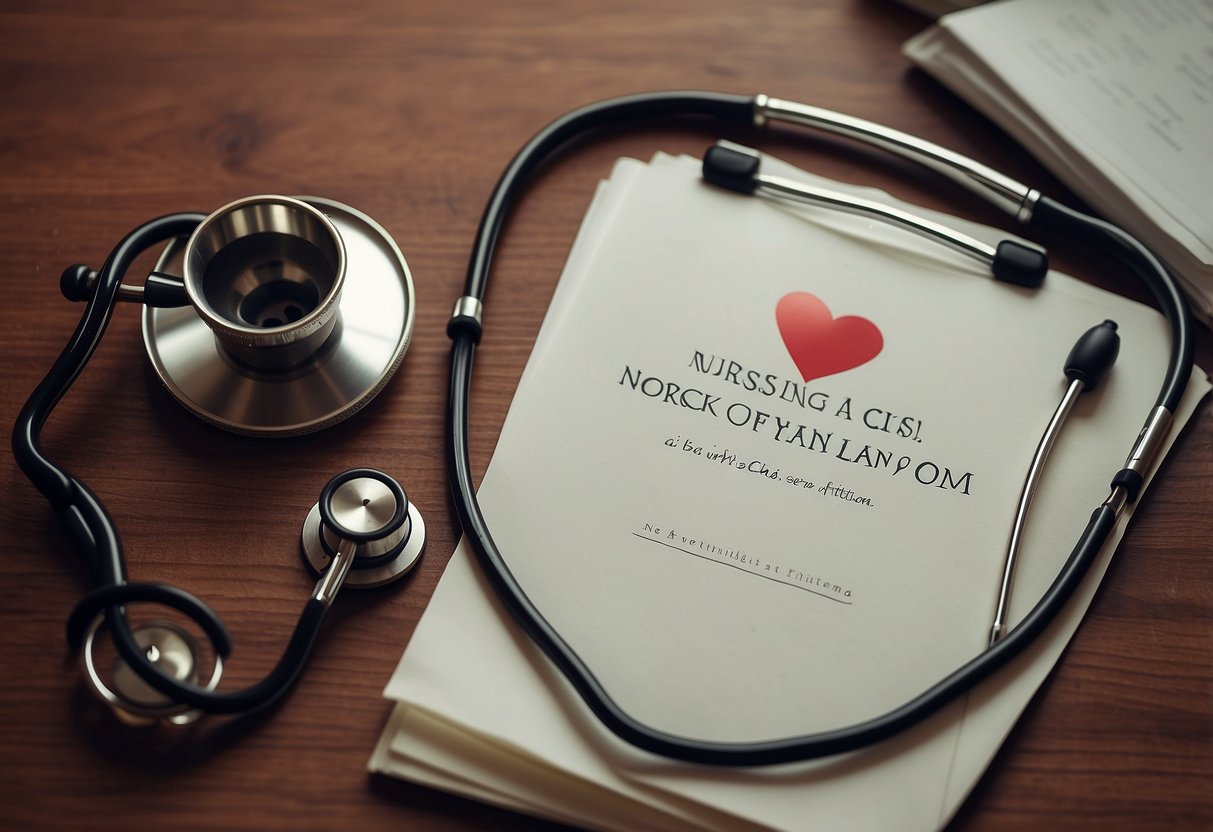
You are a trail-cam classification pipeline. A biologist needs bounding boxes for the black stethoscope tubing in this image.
[444,91,1194,765]
[14,213,332,714]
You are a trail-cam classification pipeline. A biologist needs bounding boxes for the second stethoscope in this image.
[443,92,1193,766]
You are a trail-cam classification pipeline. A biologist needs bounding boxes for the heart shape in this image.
[775,292,883,383]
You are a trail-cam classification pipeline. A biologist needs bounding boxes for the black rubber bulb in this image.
[1064,319,1120,390]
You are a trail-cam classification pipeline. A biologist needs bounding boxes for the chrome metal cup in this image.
[182,195,347,372]
[145,196,415,436]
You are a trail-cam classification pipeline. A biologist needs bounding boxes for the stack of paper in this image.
[891,0,988,21]
[370,152,1207,831]
[904,0,1213,321]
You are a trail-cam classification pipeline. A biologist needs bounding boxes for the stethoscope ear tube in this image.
[13,213,206,591]
[13,214,206,519]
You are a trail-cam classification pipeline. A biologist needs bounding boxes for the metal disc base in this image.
[81,617,223,727]
[301,501,425,588]
[142,197,415,437]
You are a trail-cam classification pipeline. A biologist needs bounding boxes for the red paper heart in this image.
[775,292,883,383]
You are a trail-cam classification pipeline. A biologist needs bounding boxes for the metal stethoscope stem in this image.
[989,320,1121,646]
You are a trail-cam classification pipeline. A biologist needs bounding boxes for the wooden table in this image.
[2,1,1209,829]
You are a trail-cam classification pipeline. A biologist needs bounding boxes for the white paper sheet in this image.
[904,0,1213,318]
[371,152,1209,831]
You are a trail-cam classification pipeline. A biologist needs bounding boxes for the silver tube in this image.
[1102,484,1129,517]
[451,295,484,327]
[77,268,147,303]
[1121,406,1173,481]
[312,537,358,606]
[755,173,999,268]
[756,95,1041,222]
[989,377,1085,646]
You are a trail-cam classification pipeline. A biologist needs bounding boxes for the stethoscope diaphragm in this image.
[300,468,426,589]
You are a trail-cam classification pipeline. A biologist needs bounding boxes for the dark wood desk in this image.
[2,1,1209,829]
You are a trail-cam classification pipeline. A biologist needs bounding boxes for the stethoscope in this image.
[442,92,1193,766]
[13,92,1194,762]
[15,195,427,725]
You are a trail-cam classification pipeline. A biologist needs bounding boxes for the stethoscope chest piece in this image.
[142,195,416,436]
[301,468,425,588]
[82,618,223,727]
[66,468,417,725]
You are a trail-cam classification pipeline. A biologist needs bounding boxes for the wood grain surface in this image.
[1,1,1210,830]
